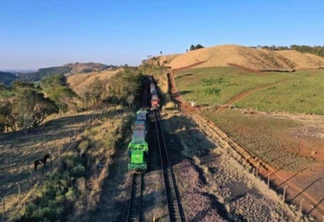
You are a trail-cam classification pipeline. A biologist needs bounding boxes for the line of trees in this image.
[251,45,324,57]
[189,44,204,51]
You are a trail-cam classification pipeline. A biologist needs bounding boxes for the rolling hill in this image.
[17,62,116,82]
[0,71,18,86]
[67,68,122,97]
[156,44,324,71]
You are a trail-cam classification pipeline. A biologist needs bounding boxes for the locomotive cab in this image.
[151,94,160,108]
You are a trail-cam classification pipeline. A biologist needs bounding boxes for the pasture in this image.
[175,67,324,115]
[0,108,132,221]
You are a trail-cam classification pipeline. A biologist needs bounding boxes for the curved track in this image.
[154,110,185,222]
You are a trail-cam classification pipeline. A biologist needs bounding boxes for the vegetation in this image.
[175,67,289,104]
[139,60,168,76]
[236,70,324,115]
[18,152,87,221]
[175,67,324,114]
[252,45,324,57]
[0,80,58,133]
[12,86,58,133]
[0,71,18,86]
[81,66,144,109]
[40,74,78,113]
[189,44,204,51]
[18,66,72,82]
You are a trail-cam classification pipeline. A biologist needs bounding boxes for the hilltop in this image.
[67,68,122,96]
[156,44,324,71]
[17,62,117,83]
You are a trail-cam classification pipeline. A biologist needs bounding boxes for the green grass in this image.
[176,67,324,114]
[204,110,316,171]
[237,70,324,114]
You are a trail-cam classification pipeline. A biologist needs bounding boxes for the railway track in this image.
[154,110,185,222]
[127,173,144,222]
[127,76,149,221]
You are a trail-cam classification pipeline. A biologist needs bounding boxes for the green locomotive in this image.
[128,109,148,171]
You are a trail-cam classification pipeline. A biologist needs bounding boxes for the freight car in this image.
[149,76,160,108]
[128,109,148,172]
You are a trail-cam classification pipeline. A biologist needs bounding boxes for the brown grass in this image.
[159,44,324,71]
[152,54,180,66]
[67,69,122,96]
[0,107,132,221]
[276,50,324,69]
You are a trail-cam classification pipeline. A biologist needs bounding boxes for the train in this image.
[127,75,161,172]
[128,109,148,171]
[149,76,160,109]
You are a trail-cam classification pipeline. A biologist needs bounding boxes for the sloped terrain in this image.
[67,69,122,97]
[17,62,114,82]
[157,44,324,71]
[276,50,324,69]
[63,62,114,76]
[0,71,18,86]
[154,54,180,66]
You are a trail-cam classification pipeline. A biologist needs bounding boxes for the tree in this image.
[12,88,58,133]
[195,44,204,49]
[41,74,78,112]
[87,77,106,107]
[0,101,12,132]
[189,44,204,51]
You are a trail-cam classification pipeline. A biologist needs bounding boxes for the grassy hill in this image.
[175,66,324,115]
[156,44,324,71]
[67,68,122,97]
[17,63,116,83]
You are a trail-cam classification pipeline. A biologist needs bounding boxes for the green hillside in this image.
[0,71,18,86]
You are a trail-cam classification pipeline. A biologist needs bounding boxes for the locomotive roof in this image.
[136,113,147,120]
[152,94,159,100]
[132,129,146,143]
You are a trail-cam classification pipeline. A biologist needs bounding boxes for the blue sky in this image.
[1,0,324,69]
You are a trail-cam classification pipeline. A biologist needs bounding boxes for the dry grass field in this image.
[67,69,122,97]
[156,44,324,71]
[276,50,324,69]
[0,107,133,221]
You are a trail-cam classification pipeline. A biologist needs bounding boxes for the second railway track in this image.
[127,173,144,222]
[154,110,185,222]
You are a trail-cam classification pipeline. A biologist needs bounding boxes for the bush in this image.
[72,164,86,177]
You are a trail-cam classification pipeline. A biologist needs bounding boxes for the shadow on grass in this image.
[0,113,102,144]
[178,90,193,96]
[176,73,193,79]
[0,112,100,199]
